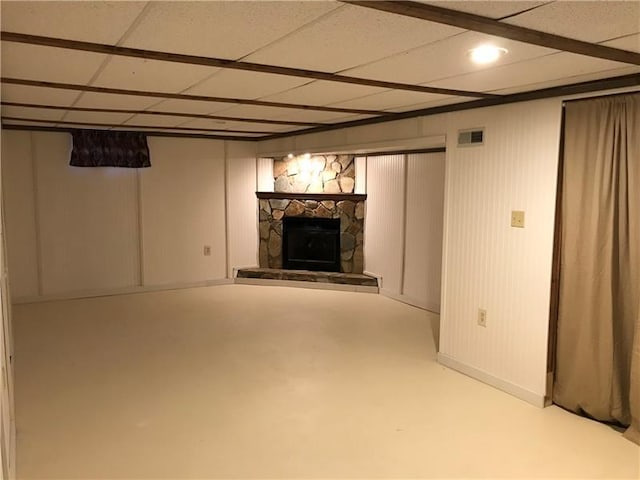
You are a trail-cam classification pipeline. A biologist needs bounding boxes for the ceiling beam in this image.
[261,73,640,140]
[0,77,384,116]
[0,31,498,99]
[1,123,260,141]
[0,101,324,127]
[342,1,640,66]
[1,116,277,135]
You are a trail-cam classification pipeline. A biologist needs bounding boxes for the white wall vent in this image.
[457,128,484,147]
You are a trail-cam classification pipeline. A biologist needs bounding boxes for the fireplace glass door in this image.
[282,217,340,272]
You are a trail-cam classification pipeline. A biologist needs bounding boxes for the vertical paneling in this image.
[256,157,274,192]
[355,156,366,194]
[440,99,562,399]
[0,131,39,298]
[141,137,226,286]
[34,133,140,295]
[403,152,445,312]
[0,128,16,478]
[226,141,258,275]
[364,154,405,294]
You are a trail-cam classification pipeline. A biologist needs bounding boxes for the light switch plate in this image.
[511,210,525,228]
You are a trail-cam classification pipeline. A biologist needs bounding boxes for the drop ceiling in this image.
[1,0,638,141]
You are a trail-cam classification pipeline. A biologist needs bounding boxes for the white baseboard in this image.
[234,277,379,293]
[12,278,233,304]
[437,352,545,408]
[379,288,440,314]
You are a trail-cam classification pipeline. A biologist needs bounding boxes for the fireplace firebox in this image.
[282,217,340,272]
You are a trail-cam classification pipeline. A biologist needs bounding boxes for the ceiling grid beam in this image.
[0,116,278,135]
[341,1,640,65]
[0,123,259,141]
[0,102,325,127]
[0,77,387,116]
[0,31,497,99]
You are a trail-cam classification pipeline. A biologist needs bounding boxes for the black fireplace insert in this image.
[282,216,340,272]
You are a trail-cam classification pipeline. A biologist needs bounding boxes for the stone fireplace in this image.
[258,193,365,273]
[237,153,376,288]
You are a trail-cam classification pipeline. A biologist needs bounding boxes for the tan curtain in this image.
[553,93,639,444]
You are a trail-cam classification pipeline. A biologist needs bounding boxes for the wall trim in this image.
[258,134,446,158]
[363,270,382,288]
[135,168,145,287]
[379,288,440,314]
[12,279,233,305]
[223,141,231,278]
[29,131,44,297]
[437,352,546,408]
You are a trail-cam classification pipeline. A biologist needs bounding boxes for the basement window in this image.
[70,129,151,168]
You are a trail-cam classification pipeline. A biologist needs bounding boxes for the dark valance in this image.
[70,130,151,168]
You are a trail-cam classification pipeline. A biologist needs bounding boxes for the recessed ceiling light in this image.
[468,44,508,64]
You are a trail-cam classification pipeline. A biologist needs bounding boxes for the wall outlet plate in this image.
[478,308,487,327]
[203,245,212,256]
[511,210,525,228]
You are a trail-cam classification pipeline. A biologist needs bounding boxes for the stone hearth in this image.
[236,268,378,287]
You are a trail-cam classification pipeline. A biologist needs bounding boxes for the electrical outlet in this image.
[203,245,211,256]
[478,308,487,327]
[511,210,525,228]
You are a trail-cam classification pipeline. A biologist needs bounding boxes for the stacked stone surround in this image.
[273,154,355,194]
[258,195,365,274]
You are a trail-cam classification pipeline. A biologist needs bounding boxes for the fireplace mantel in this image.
[256,191,367,202]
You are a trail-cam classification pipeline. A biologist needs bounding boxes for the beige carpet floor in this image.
[12,284,640,479]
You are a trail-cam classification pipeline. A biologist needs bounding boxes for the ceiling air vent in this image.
[457,128,484,147]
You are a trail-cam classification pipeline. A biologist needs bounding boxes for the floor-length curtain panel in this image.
[553,93,639,444]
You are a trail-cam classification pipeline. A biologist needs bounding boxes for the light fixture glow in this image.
[287,153,294,159]
[468,44,508,64]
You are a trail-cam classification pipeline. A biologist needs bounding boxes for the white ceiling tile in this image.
[0,1,147,43]
[386,96,469,113]
[62,111,134,125]
[135,127,263,138]
[343,32,556,85]
[221,122,293,134]
[174,118,239,130]
[73,92,163,110]
[1,105,65,121]
[505,1,640,43]
[185,70,310,100]
[269,112,377,124]
[421,1,546,19]
[92,57,215,93]
[207,105,315,122]
[329,90,450,111]
[0,84,80,106]
[245,5,463,72]
[178,118,285,134]
[145,99,233,115]
[123,114,190,128]
[122,1,339,59]
[604,33,640,54]
[260,81,386,106]
[494,66,640,95]
[430,52,635,93]
[1,43,107,84]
